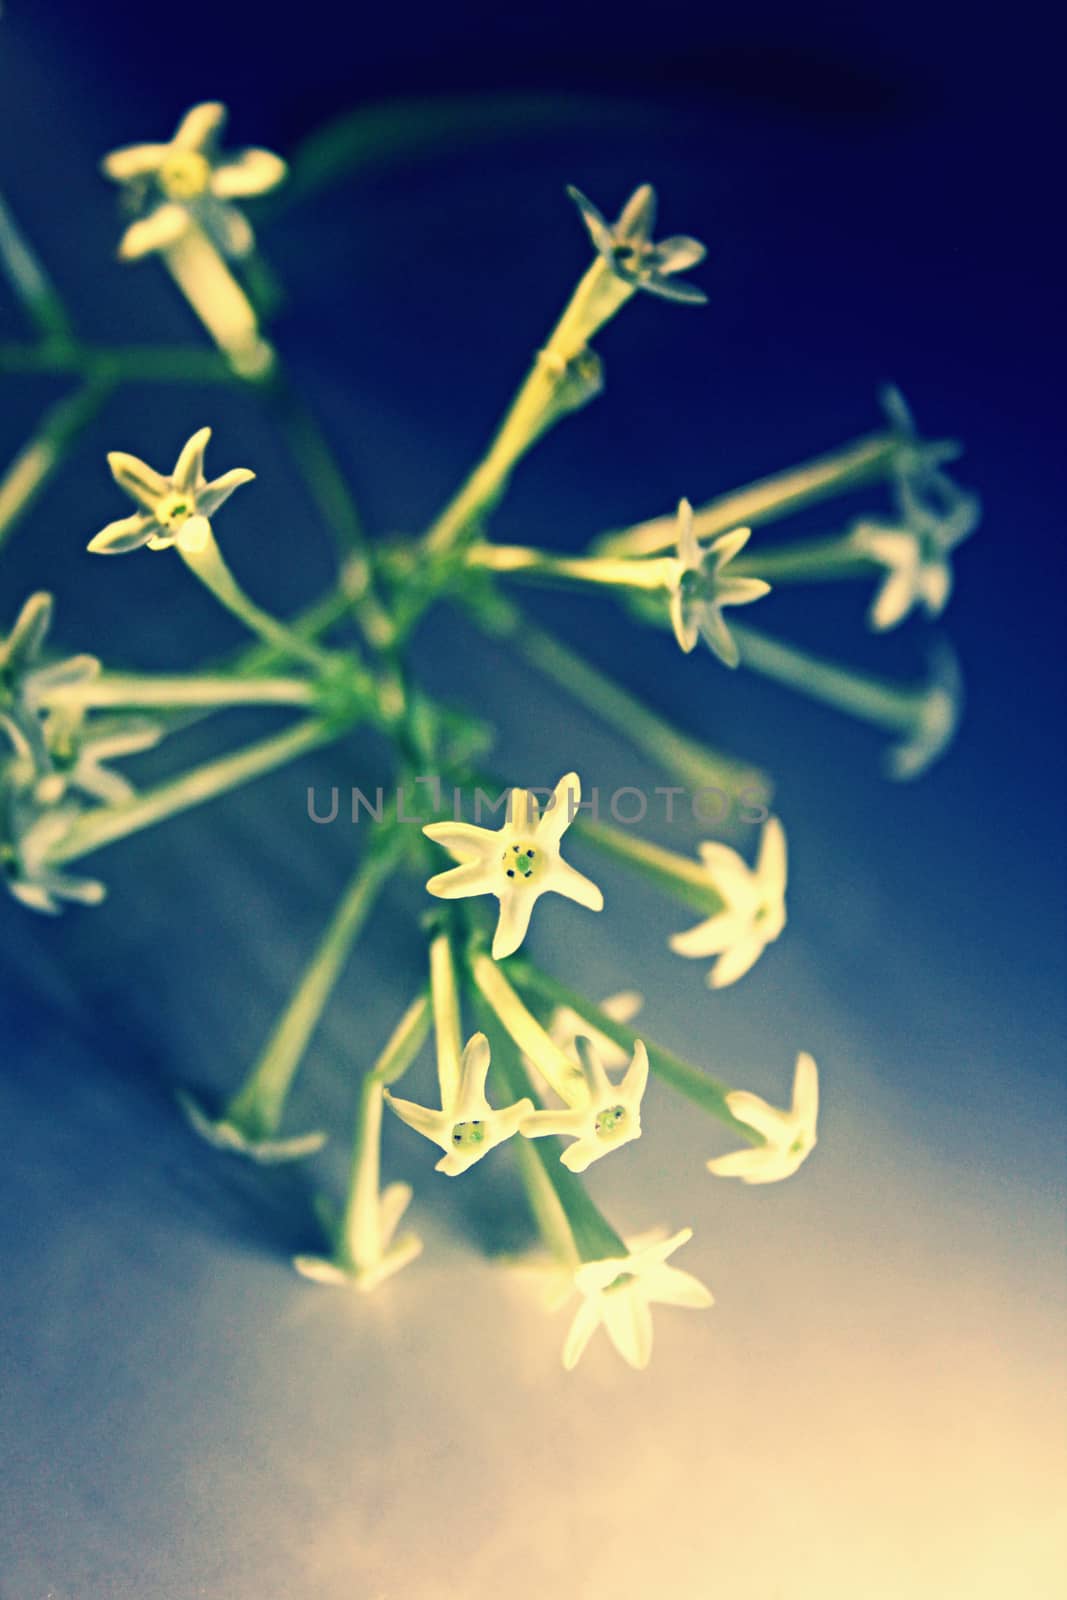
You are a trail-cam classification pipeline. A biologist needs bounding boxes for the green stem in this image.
[340,992,432,1267]
[474,990,626,1263]
[265,370,397,651]
[429,927,464,1107]
[736,533,878,583]
[39,673,316,710]
[730,622,917,730]
[161,229,274,379]
[0,343,236,384]
[511,962,756,1138]
[423,258,630,555]
[45,716,341,864]
[466,543,676,593]
[504,614,770,805]
[470,951,586,1106]
[179,529,335,673]
[0,376,115,552]
[572,817,727,917]
[226,832,405,1138]
[0,192,74,344]
[595,432,898,557]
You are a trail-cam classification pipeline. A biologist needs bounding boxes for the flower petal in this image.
[2,592,52,673]
[792,1051,819,1131]
[536,771,580,846]
[211,148,287,198]
[652,234,707,273]
[106,452,168,509]
[547,858,604,912]
[566,186,614,256]
[491,888,537,960]
[562,1294,603,1371]
[644,1262,714,1309]
[117,204,190,259]
[756,816,787,902]
[173,102,227,152]
[197,468,256,517]
[383,1092,447,1148]
[697,606,741,668]
[172,426,212,491]
[668,911,743,960]
[601,1284,654,1368]
[617,183,657,244]
[454,1031,492,1117]
[87,513,156,554]
[199,198,254,259]
[644,275,708,306]
[709,933,767,988]
[101,143,169,181]
[422,820,495,863]
[426,861,496,900]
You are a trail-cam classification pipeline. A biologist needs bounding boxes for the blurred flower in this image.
[881,384,962,504]
[568,184,708,305]
[669,500,770,667]
[1,718,104,913]
[545,989,643,1071]
[886,642,963,782]
[563,1227,713,1370]
[293,1183,423,1293]
[423,772,603,961]
[41,714,164,807]
[88,427,254,555]
[175,1090,328,1164]
[103,102,286,261]
[522,1036,649,1172]
[669,815,787,987]
[708,1051,819,1184]
[385,1031,533,1176]
[852,482,980,633]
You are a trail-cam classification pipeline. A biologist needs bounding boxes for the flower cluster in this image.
[0,107,978,1375]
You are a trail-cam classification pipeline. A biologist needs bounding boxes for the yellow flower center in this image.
[501,841,542,885]
[451,1119,486,1148]
[594,1104,628,1141]
[159,150,212,201]
[155,492,194,530]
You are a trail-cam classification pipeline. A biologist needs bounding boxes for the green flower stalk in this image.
[180,828,408,1161]
[294,992,431,1289]
[422,183,707,555]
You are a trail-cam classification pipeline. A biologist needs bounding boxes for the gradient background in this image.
[1,4,1064,1597]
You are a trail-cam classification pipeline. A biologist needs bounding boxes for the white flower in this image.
[881,383,962,503]
[886,642,963,782]
[668,815,787,987]
[384,1031,533,1176]
[103,102,286,261]
[707,1051,819,1184]
[88,427,254,555]
[293,1184,423,1293]
[521,1036,649,1172]
[545,990,643,1071]
[568,183,708,305]
[563,1227,713,1370]
[175,1090,327,1164]
[423,772,604,960]
[669,500,770,667]
[852,481,980,633]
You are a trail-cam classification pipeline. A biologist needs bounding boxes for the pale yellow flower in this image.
[669,500,770,667]
[385,1032,532,1176]
[423,772,603,960]
[708,1051,819,1184]
[669,815,787,987]
[521,1036,649,1172]
[88,427,254,555]
[563,1227,713,1370]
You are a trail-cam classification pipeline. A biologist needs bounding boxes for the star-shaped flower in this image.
[881,384,963,504]
[293,1183,423,1293]
[568,184,708,305]
[1,725,104,914]
[103,102,286,261]
[1,593,99,754]
[852,480,980,633]
[669,500,770,667]
[562,1227,713,1370]
[423,772,604,961]
[41,715,164,807]
[384,1031,533,1176]
[707,1051,819,1184]
[521,1036,649,1172]
[886,642,963,782]
[175,1089,328,1164]
[88,427,254,556]
[668,815,787,987]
